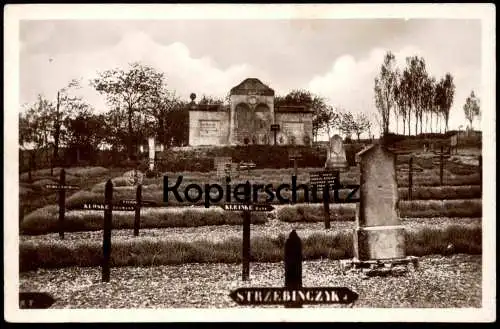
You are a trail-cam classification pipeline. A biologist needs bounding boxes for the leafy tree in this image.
[275,89,328,141]
[395,70,410,135]
[65,110,107,162]
[337,111,356,139]
[463,90,480,131]
[19,95,54,168]
[51,79,89,164]
[351,112,371,141]
[432,73,455,133]
[425,76,437,133]
[404,56,428,135]
[91,62,166,158]
[19,95,52,152]
[145,87,181,146]
[374,51,397,135]
[322,106,342,139]
[440,73,455,133]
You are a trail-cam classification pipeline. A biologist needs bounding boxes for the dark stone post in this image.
[408,157,413,201]
[440,146,444,186]
[134,184,142,236]
[284,230,303,308]
[479,155,482,192]
[242,181,251,281]
[333,171,340,202]
[102,179,113,282]
[58,169,66,239]
[242,210,251,281]
[323,183,330,229]
[242,211,252,281]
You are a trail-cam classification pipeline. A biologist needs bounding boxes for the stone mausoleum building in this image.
[188,78,314,146]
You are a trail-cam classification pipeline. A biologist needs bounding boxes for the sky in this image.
[19,18,482,138]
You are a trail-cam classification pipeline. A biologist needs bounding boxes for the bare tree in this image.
[351,112,371,141]
[463,90,480,132]
[436,73,455,133]
[404,56,427,135]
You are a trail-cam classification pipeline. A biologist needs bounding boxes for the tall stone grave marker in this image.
[353,142,405,260]
[325,135,349,171]
[148,136,155,171]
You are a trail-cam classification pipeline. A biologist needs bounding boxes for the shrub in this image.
[277,204,356,222]
[398,185,482,200]
[19,223,481,271]
[398,199,482,218]
[21,206,268,235]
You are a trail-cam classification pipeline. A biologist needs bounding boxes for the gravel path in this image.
[20,217,481,244]
[19,254,481,308]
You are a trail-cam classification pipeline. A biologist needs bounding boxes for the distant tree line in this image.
[374,51,480,137]
[21,56,478,168]
[20,63,190,166]
[274,90,372,142]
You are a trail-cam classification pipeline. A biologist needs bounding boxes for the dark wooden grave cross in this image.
[73,180,154,282]
[44,168,80,239]
[221,196,275,281]
[309,171,360,229]
[229,230,359,307]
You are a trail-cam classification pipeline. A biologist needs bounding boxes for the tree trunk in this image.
[414,111,418,137]
[420,112,423,135]
[395,112,399,134]
[430,111,433,133]
[53,91,61,167]
[408,108,411,136]
[128,107,133,159]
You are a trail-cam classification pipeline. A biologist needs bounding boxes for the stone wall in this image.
[189,110,230,146]
[275,112,313,146]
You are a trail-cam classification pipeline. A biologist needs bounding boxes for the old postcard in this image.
[4,3,496,322]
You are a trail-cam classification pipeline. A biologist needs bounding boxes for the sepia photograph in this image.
[4,3,496,322]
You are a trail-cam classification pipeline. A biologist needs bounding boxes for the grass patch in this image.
[276,199,482,222]
[397,172,480,187]
[277,204,356,222]
[21,206,268,235]
[19,224,481,271]
[398,199,482,218]
[20,166,109,182]
[398,185,481,200]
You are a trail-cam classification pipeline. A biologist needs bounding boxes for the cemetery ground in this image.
[18,148,482,308]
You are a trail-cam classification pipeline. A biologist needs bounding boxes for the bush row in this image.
[21,206,268,235]
[277,199,482,222]
[152,144,370,172]
[19,224,481,271]
[21,198,482,235]
[65,179,481,210]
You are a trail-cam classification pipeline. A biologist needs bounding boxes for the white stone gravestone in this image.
[148,137,155,171]
[354,142,405,260]
[325,135,349,171]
